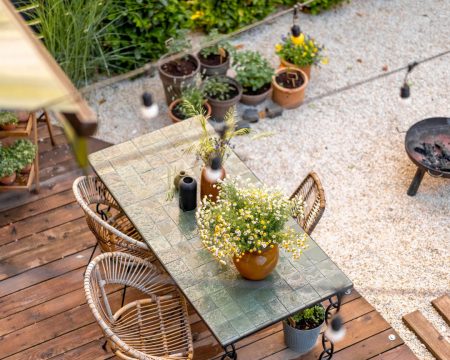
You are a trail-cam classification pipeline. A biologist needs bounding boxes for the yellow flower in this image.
[191,10,204,20]
[291,33,305,46]
[275,43,283,52]
[321,57,329,65]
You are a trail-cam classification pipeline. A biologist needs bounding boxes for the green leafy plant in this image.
[177,86,205,118]
[288,305,325,330]
[199,29,234,60]
[276,31,327,67]
[185,106,248,166]
[11,139,37,169]
[165,29,192,56]
[203,77,234,101]
[303,0,348,15]
[196,177,307,265]
[34,0,127,87]
[233,50,274,92]
[0,150,17,178]
[0,112,18,127]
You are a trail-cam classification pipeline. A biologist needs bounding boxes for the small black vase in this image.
[179,176,197,211]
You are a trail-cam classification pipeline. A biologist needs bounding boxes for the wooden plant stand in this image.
[0,110,55,193]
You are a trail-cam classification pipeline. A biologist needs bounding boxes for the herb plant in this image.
[0,152,17,178]
[197,177,307,265]
[288,305,325,330]
[276,32,327,67]
[177,86,205,118]
[11,139,37,168]
[233,50,274,92]
[203,77,233,101]
[0,112,18,127]
[200,29,234,60]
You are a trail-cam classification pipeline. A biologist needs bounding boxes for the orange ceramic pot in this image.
[272,67,308,109]
[168,100,212,123]
[233,245,279,281]
[279,57,312,80]
[0,172,16,185]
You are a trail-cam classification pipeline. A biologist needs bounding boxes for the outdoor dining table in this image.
[89,117,353,360]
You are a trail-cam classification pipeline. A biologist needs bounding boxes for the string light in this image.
[324,315,346,342]
[140,92,159,119]
[400,61,418,99]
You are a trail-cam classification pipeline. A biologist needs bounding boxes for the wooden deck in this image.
[0,124,418,360]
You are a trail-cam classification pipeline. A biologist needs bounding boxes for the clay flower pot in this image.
[240,83,273,106]
[279,57,312,80]
[0,172,16,185]
[272,67,308,109]
[233,244,279,281]
[168,99,212,123]
[20,163,32,174]
[1,123,17,131]
[198,50,230,77]
[158,54,200,105]
[205,76,243,122]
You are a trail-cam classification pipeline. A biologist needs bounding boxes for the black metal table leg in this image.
[407,167,425,196]
[319,293,344,359]
[221,344,237,360]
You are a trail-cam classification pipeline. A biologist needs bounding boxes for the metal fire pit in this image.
[405,117,450,196]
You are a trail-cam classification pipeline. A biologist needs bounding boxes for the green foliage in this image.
[0,112,18,126]
[289,305,325,330]
[203,77,234,101]
[165,29,192,55]
[104,0,192,69]
[34,0,126,87]
[0,147,17,177]
[233,50,274,91]
[199,29,234,58]
[304,0,348,15]
[276,32,326,67]
[11,139,37,168]
[178,86,205,118]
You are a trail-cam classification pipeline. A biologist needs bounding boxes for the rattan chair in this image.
[84,252,194,360]
[290,172,326,235]
[73,176,155,264]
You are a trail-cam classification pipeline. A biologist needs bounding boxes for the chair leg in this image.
[84,242,98,276]
[102,339,108,351]
[121,285,127,308]
[43,110,56,146]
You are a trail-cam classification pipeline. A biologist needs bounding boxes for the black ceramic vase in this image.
[179,176,197,211]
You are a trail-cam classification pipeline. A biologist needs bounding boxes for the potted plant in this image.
[186,108,248,201]
[198,29,233,77]
[0,111,18,131]
[0,151,17,185]
[168,86,211,123]
[202,76,242,122]
[283,304,325,353]
[233,50,274,105]
[158,30,201,105]
[275,25,327,79]
[272,67,308,109]
[11,139,37,174]
[196,177,307,280]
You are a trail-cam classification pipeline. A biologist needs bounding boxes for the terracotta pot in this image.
[233,245,279,281]
[279,57,312,80]
[16,111,29,122]
[206,76,243,122]
[1,123,17,131]
[168,99,212,123]
[240,84,273,106]
[20,163,32,174]
[200,166,226,202]
[0,172,16,185]
[272,67,308,109]
[158,54,200,105]
[198,50,230,77]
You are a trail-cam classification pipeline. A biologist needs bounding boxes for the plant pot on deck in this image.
[279,57,312,80]
[158,54,200,105]
[0,172,16,185]
[168,99,212,123]
[272,67,308,109]
[240,83,272,106]
[198,50,230,77]
[204,76,242,122]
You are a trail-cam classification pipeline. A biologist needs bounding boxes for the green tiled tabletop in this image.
[89,118,353,347]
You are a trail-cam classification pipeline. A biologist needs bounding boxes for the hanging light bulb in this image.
[399,62,418,101]
[291,24,301,37]
[325,315,346,342]
[141,92,159,119]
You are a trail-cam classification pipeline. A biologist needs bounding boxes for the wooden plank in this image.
[49,340,113,360]
[333,329,403,360]
[372,344,418,359]
[431,294,450,326]
[403,310,450,360]
[0,201,84,246]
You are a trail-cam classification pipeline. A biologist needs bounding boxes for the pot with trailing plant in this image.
[202,76,242,122]
[197,177,307,280]
[11,139,37,174]
[233,50,274,106]
[272,67,308,109]
[283,304,325,353]
[275,25,327,80]
[0,112,18,131]
[0,151,17,185]
[158,30,201,105]
[198,29,233,77]
[168,86,211,123]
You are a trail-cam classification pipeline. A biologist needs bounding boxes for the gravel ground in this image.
[87,1,450,358]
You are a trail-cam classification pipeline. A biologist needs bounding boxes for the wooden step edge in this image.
[431,294,450,326]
